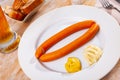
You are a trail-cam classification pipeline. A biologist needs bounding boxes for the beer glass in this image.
[0,6,20,53]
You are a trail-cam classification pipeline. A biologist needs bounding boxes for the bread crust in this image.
[20,0,44,15]
[12,0,28,10]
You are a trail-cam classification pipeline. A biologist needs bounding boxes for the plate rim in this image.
[18,5,120,80]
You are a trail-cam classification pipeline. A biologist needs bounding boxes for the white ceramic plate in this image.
[18,5,120,80]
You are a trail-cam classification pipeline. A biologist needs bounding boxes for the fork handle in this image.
[114,7,120,13]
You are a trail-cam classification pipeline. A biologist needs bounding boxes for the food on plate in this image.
[83,45,103,65]
[65,57,82,73]
[35,20,100,62]
[4,0,44,21]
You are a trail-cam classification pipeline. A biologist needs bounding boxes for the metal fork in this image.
[99,0,120,13]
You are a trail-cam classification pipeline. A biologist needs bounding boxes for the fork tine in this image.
[105,0,113,8]
[104,0,110,5]
[99,0,107,8]
[99,0,112,8]
[103,0,111,7]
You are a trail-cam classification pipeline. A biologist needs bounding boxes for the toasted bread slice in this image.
[12,0,28,10]
[5,6,25,21]
[20,0,44,15]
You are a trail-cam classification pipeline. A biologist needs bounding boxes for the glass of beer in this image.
[0,6,20,53]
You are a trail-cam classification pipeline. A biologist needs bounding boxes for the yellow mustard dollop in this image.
[65,57,82,73]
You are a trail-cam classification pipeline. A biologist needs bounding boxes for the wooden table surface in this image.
[0,0,120,80]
